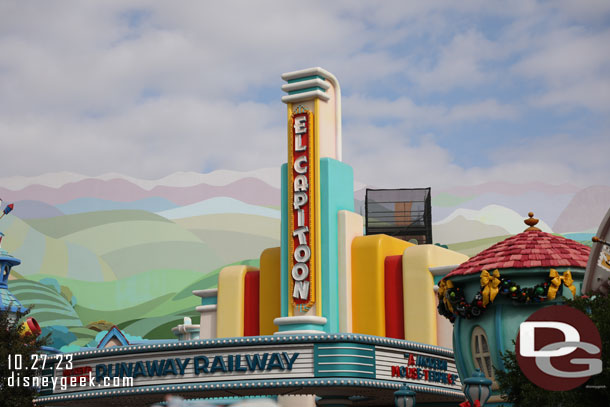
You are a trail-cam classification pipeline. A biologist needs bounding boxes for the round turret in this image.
[437,213,590,395]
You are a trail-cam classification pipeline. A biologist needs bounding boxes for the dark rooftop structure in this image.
[365,188,432,245]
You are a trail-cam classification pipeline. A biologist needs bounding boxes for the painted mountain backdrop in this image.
[1,170,607,349]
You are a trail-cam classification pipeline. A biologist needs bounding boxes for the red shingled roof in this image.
[445,230,591,278]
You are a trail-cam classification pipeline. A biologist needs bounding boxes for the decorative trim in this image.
[281,67,342,161]
[192,289,218,298]
[282,91,330,103]
[36,378,464,404]
[287,75,326,84]
[195,305,217,313]
[282,79,330,93]
[438,268,578,321]
[194,290,217,306]
[274,329,328,335]
[274,316,327,327]
[282,68,330,81]
[44,333,455,361]
[314,343,375,379]
[97,326,129,348]
[274,316,327,324]
[288,87,327,96]
[171,324,200,335]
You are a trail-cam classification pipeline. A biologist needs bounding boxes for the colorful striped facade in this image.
[202,212,468,348]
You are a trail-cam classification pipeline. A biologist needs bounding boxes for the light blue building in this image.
[437,215,590,405]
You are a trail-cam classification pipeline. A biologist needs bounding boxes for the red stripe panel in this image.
[244,270,260,336]
[384,255,405,339]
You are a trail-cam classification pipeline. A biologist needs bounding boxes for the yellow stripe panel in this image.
[287,101,293,317]
[284,103,294,317]
[402,245,468,345]
[314,98,322,317]
[259,247,282,335]
[351,235,413,336]
[216,265,257,338]
[337,210,363,333]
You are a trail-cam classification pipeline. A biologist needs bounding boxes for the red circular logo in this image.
[516,305,602,391]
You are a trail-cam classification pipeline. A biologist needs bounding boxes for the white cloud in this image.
[407,29,503,92]
[510,25,610,111]
[445,99,519,122]
[552,0,610,23]
[531,79,610,112]
[344,126,610,190]
[343,95,518,127]
[490,133,610,176]
[0,0,607,190]
[0,98,285,177]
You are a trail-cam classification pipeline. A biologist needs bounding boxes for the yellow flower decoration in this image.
[547,269,576,300]
[480,269,501,307]
[438,279,455,313]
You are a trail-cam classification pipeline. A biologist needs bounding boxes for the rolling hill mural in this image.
[1,170,607,350]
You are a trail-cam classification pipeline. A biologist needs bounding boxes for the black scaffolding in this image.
[365,188,432,245]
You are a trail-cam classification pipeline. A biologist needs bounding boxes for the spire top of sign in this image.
[281,67,342,162]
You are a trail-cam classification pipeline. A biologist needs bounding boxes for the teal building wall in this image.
[279,159,354,332]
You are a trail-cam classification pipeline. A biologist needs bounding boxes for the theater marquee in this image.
[37,335,462,407]
[49,344,311,394]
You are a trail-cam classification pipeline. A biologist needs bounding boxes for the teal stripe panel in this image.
[201,296,217,306]
[287,75,326,84]
[319,159,354,333]
[494,304,505,371]
[277,323,324,332]
[314,343,375,378]
[288,87,326,95]
[280,163,288,317]
[316,357,375,371]
[316,347,374,357]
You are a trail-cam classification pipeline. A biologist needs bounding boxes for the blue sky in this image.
[0,0,608,188]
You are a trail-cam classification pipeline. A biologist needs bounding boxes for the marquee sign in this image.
[47,344,312,395]
[375,346,460,389]
[389,352,459,386]
[36,335,463,406]
[288,106,317,308]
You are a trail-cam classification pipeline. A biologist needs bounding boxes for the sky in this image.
[0,0,609,189]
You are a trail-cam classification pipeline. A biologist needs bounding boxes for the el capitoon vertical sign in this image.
[288,106,316,310]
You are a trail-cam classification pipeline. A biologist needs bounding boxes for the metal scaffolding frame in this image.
[365,188,433,245]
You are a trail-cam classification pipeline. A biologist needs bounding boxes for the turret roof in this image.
[445,229,590,278]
